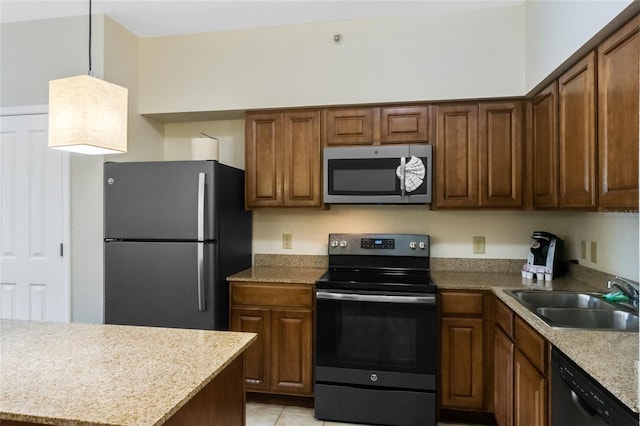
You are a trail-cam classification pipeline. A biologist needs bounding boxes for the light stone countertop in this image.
[228,266,327,284]
[229,266,639,413]
[425,271,639,414]
[0,320,256,425]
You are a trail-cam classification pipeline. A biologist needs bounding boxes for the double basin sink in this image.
[506,290,639,332]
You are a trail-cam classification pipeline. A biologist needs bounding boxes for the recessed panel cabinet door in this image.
[514,350,547,426]
[598,15,640,210]
[435,104,479,208]
[558,52,597,209]
[494,328,514,426]
[325,108,376,146]
[380,106,429,144]
[231,307,271,391]
[282,111,321,207]
[270,309,313,395]
[479,102,523,208]
[531,82,559,208]
[440,316,484,409]
[245,113,282,207]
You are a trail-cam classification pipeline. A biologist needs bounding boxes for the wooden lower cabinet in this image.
[441,316,485,409]
[230,282,314,396]
[494,328,514,426]
[270,309,313,395]
[514,350,547,426]
[439,290,489,413]
[493,297,549,426]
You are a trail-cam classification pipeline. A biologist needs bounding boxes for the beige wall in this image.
[524,0,634,92]
[139,5,526,114]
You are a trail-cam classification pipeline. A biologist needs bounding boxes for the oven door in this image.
[315,289,437,391]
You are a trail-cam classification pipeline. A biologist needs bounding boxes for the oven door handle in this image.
[316,291,436,305]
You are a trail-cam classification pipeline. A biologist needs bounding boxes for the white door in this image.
[0,113,70,322]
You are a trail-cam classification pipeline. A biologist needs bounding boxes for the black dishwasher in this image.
[552,347,638,426]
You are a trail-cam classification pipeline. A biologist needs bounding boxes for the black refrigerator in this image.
[103,160,252,330]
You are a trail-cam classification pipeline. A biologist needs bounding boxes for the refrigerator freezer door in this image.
[104,161,217,241]
[104,241,219,330]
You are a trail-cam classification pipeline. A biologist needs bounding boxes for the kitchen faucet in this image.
[607,276,640,309]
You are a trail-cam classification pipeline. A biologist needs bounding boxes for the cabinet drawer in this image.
[231,282,313,308]
[440,291,484,315]
[495,298,514,337]
[514,316,547,374]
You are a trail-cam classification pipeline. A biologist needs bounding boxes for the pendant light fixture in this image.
[48,0,128,155]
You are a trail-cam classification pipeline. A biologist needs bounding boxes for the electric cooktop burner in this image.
[317,233,436,294]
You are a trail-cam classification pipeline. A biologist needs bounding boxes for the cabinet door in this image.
[440,316,484,409]
[380,106,429,144]
[531,82,559,208]
[494,328,514,426]
[325,108,376,146]
[434,104,479,208]
[245,113,283,207]
[270,309,313,395]
[514,350,547,426]
[598,15,640,209]
[558,52,597,209]
[282,111,322,207]
[479,102,523,208]
[231,307,271,391]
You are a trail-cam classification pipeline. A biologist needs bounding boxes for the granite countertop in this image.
[228,266,326,284]
[229,264,638,413]
[0,320,256,425]
[433,271,639,413]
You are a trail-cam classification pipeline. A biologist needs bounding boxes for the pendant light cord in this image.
[88,0,93,76]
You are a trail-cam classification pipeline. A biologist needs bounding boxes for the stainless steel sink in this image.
[536,307,639,331]
[505,290,639,332]
[510,290,615,310]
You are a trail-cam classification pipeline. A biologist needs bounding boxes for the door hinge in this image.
[60,243,64,257]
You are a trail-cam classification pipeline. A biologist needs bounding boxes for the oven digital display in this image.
[361,238,395,249]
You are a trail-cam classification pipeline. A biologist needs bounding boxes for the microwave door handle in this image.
[400,156,406,197]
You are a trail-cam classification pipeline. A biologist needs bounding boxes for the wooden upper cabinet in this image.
[531,82,559,208]
[479,102,523,208]
[435,101,524,209]
[245,113,282,207]
[558,52,597,209]
[324,105,429,146]
[380,106,429,143]
[245,110,322,208]
[282,111,322,206]
[434,104,479,208]
[324,108,376,146]
[598,15,640,210]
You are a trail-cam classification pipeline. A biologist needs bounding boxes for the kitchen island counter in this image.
[0,320,256,425]
[433,271,639,413]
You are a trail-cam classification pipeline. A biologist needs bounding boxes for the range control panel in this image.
[328,233,430,257]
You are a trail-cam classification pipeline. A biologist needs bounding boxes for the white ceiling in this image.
[0,0,524,38]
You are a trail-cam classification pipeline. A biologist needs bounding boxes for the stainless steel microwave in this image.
[323,144,432,204]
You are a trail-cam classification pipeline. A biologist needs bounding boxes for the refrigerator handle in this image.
[197,243,205,311]
[197,172,205,241]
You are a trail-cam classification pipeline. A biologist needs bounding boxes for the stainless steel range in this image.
[314,233,437,426]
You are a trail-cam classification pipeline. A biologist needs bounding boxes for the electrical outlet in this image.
[473,236,485,254]
[581,240,588,260]
[590,241,598,263]
[282,233,292,249]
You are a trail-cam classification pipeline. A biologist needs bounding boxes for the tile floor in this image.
[246,402,482,426]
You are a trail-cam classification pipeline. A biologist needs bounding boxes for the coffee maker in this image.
[525,231,566,279]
